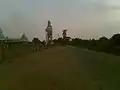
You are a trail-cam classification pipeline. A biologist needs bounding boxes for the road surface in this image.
[0,46,120,90]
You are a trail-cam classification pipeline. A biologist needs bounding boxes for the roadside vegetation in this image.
[1,33,120,61]
[53,33,120,56]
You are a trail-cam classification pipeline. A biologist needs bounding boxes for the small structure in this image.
[45,20,53,45]
[32,37,41,52]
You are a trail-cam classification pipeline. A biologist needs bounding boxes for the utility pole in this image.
[0,40,4,62]
[0,28,5,63]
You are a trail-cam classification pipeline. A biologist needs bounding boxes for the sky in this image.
[0,0,120,40]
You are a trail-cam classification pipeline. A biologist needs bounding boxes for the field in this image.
[0,45,120,90]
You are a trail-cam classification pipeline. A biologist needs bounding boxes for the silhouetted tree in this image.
[98,37,110,50]
[71,38,82,46]
[99,36,108,42]
[110,34,120,46]
[32,38,41,52]
[57,37,63,45]
[53,39,58,45]
[70,33,120,56]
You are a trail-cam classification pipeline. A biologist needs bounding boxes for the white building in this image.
[0,28,28,44]
[0,28,5,40]
[6,33,28,43]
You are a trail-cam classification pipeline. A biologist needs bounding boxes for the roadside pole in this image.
[0,40,4,63]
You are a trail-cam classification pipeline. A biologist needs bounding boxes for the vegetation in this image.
[1,42,33,61]
[1,33,120,61]
[70,34,120,56]
[53,33,120,56]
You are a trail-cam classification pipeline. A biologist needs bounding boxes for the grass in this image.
[71,46,120,90]
[0,43,33,61]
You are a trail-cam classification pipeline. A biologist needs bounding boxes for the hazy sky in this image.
[0,0,120,40]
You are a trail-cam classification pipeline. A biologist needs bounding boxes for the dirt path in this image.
[0,46,120,90]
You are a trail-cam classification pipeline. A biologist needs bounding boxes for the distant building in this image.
[5,33,28,43]
[20,33,28,42]
[0,28,28,44]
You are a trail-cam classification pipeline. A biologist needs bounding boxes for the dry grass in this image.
[0,44,33,61]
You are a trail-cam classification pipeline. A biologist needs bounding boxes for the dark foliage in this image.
[59,34,120,56]
[110,34,120,46]
[32,38,41,44]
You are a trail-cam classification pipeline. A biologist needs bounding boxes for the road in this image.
[0,46,120,90]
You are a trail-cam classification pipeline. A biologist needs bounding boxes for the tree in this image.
[99,36,108,41]
[110,34,120,46]
[32,38,41,44]
[32,37,41,52]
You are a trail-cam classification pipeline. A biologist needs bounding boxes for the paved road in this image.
[0,46,120,90]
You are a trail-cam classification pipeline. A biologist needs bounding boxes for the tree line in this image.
[52,33,120,56]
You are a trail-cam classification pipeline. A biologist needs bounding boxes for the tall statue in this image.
[45,20,53,45]
[62,29,67,39]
